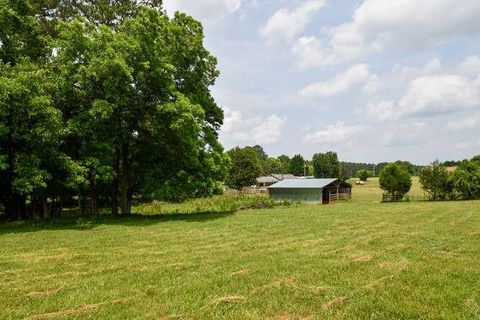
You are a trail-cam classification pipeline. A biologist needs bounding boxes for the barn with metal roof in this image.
[268,178,351,204]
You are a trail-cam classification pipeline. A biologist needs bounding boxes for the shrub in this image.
[357,169,371,182]
[379,163,412,201]
[450,161,480,200]
[419,161,452,200]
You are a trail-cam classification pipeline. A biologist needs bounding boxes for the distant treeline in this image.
[341,161,423,177]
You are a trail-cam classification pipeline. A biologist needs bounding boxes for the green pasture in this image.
[1,178,479,319]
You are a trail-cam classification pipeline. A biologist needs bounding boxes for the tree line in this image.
[225,146,346,190]
[378,155,480,201]
[0,0,229,219]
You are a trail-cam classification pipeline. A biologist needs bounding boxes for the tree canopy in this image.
[289,154,305,177]
[226,147,261,190]
[312,151,339,178]
[0,1,227,219]
[379,163,412,200]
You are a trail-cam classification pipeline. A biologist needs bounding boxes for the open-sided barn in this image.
[268,179,352,204]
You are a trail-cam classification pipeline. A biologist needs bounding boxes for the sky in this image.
[164,0,480,164]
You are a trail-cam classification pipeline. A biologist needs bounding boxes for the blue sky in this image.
[164,0,480,164]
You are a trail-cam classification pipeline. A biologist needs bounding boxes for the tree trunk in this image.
[119,143,130,215]
[111,149,120,215]
[90,174,98,215]
[5,193,26,220]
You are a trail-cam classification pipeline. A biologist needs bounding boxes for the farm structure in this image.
[256,174,297,192]
[268,179,352,204]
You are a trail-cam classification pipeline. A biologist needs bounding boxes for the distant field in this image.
[1,179,479,319]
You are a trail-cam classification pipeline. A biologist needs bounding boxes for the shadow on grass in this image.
[0,210,236,235]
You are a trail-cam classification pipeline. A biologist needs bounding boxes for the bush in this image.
[357,169,371,182]
[419,161,452,200]
[450,161,480,200]
[379,163,412,201]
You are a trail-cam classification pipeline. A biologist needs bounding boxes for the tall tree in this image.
[0,0,48,65]
[289,154,305,177]
[53,8,227,213]
[31,0,164,27]
[252,145,268,161]
[0,62,75,219]
[226,147,261,190]
[278,155,291,174]
[312,151,340,178]
[261,157,282,175]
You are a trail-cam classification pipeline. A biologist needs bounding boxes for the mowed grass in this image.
[1,179,479,319]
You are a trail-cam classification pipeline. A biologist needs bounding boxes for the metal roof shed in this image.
[268,179,338,203]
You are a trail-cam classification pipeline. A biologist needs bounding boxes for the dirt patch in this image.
[25,298,129,319]
[322,295,348,310]
[353,255,372,262]
[26,289,61,298]
[231,269,250,276]
[311,286,327,294]
[212,295,246,304]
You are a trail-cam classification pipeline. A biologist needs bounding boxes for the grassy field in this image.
[1,179,479,319]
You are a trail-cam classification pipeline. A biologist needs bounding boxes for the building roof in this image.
[257,176,280,184]
[271,174,297,180]
[268,178,337,189]
[257,174,297,184]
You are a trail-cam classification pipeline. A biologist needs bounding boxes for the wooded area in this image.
[0,0,228,219]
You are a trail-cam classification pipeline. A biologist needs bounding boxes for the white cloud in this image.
[363,100,396,121]
[293,0,480,67]
[381,122,427,147]
[397,75,480,117]
[304,122,364,144]
[221,108,287,145]
[459,55,480,76]
[447,113,480,130]
[164,0,243,22]
[222,107,242,133]
[455,139,480,149]
[261,0,326,45]
[362,56,480,121]
[299,64,373,97]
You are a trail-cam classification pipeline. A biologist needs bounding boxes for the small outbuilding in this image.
[256,174,297,192]
[268,178,352,204]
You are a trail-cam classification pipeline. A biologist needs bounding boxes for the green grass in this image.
[1,179,479,319]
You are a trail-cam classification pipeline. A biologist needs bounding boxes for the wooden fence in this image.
[329,192,352,202]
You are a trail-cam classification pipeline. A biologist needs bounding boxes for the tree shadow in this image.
[0,210,236,235]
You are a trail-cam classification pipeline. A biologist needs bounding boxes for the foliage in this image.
[252,145,268,161]
[261,157,282,175]
[341,162,374,177]
[312,151,339,178]
[357,169,371,182]
[419,160,452,200]
[450,160,480,200]
[379,163,412,200]
[226,147,261,190]
[0,2,227,218]
[289,154,305,177]
[471,155,480,165]
[135,194,293,215]
[278,155,291,174]
[0,62,73,219]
